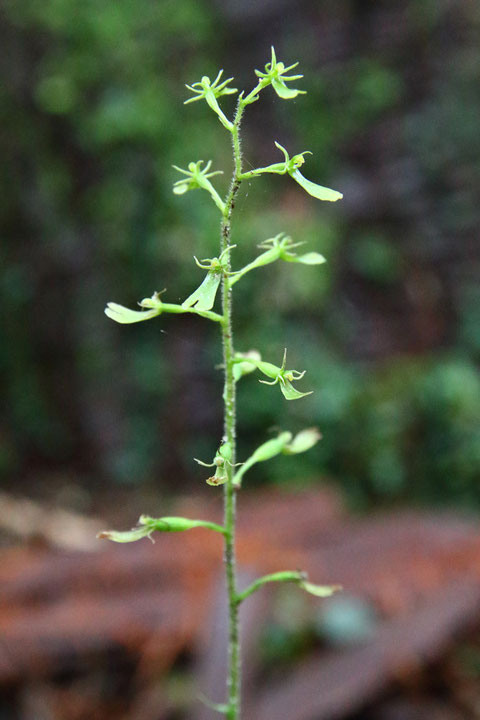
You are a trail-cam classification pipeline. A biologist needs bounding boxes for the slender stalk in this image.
[220,97,245,720]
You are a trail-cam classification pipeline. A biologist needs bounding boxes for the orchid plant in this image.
[99,47,343,720]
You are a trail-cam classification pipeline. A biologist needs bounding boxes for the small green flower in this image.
[173,160,225,213]
[228,234,326,287]
[256,348,312,400]
[233,349,312,400]
[183,247,235,311]
[255,46,306,100]
[105,292,163,324]
[274,143,343,201]
[105,290,223,325]
[98,514,226,542]
[185,70,237,130]
[258,233,326,265]
[240,142,343,202]
[232,427,321,487]
[195,441,240,486]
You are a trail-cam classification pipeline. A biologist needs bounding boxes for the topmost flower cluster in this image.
[254,46,306,99]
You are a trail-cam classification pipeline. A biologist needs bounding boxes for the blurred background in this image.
[1,1,480,719]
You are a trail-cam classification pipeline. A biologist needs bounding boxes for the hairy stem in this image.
[221,97,245,720]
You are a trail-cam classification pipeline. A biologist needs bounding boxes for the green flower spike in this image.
[254,46,306,100]
[233,348,312,400]
[173,160,225,213]
[185,70,237,130]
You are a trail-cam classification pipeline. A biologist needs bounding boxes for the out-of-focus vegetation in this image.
[1,0,479,507]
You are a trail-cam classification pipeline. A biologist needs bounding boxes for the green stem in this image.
[202,178,226,214]
[221,96,245,720]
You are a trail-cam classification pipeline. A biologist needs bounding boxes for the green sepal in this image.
[290,169,343,202]
[182,270,222,311]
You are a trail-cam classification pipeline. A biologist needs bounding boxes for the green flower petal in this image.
[104,302,161,324]
[182,271,221,311]
[97,526,152,543]
[283,428,321,454]
[271,77,303,99]
[280,379,313,400]
[173,183,189,195]
[290,169,343,202]
[299,581,342,597]
[287,251,326,265]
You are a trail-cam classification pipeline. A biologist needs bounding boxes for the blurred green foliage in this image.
[1,1,479,507]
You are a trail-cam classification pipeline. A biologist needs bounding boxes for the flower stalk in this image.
[100,47,343,720]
